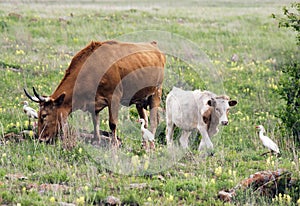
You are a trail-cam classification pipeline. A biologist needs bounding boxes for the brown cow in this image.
[24,40,166,145]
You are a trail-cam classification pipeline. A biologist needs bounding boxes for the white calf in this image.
[165,87,237,150]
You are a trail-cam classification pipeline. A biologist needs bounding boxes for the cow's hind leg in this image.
[149,88,162,135]
[180,130,191,149]
[136,103,148,128]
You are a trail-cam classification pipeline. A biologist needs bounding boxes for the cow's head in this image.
[24,87,67,142]
[208,96,237,126]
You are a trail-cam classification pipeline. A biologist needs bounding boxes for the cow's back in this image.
[166,87,200,130]
[72,41,165,110]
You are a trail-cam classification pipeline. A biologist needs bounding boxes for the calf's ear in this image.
[207,98,216,107]
[229,100,237,107]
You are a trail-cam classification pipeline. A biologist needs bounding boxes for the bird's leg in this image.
[149,140,155,150]
[142,140,149,151]
[28,118,31,130]
[260,151,271,156]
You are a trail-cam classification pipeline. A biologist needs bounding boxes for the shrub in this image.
[273,3,300,144]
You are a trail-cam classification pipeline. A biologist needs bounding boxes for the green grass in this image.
[0,1,300,205]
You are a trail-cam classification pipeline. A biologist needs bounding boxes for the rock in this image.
[218,190,235,202]
[8,13,22,19]
[105,195,121,205]
[5,174,28,180]
[231,54,239,62]
[125,183,147,190]
[218,169,292,202]
[156,174,166,182]
[59,202,75,206]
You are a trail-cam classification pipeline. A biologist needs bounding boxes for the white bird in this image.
[256,125,280,154]
[137,118,155,150]
[22,101,38,130]
[23,101,38,119]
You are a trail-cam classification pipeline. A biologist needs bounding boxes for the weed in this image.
[0,1,299,205]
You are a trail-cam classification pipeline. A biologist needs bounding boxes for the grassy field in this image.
[0,0,300,205]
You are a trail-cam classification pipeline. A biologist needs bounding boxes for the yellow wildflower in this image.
[76,196,85,205]
[144,159,149,170]
[29,131,34,137]
[84,185,89,191]
[78,147,82,154]
[49,197,55,203]
[167,194,174,201]
[214,166,222,177]
[131,155,140,168]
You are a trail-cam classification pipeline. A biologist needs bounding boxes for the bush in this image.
[273,3,300,44]
[277,61,300,142]
[273,3,300,144]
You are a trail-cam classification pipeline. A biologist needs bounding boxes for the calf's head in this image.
[24,87,67,142]
[208,96,237,126]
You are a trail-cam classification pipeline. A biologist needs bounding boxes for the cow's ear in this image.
[207,98,216,107]
[54,93,66,106]
[229,100,237,107]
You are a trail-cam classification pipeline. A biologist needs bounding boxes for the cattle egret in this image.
[256,125,280,154]
[137,119,155,150]
[22,101,38,129]
[23,101,38,119]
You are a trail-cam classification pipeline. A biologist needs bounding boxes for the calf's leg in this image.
[180,130,191,149]
[197,125,213,151]
[166,119,175,146]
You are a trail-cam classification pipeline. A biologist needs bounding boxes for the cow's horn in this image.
[32,87,47,102]
[24,88,40,103]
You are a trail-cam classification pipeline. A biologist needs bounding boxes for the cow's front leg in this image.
[197,125,213,151]
[92,111,101,143]
[108,98,121,148]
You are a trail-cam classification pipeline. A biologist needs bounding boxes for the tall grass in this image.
[0,1,299,205]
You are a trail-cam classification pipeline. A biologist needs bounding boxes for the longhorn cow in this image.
[24,40,166,145]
